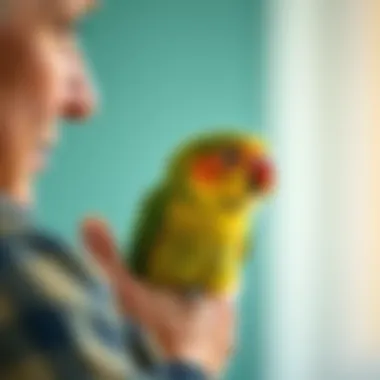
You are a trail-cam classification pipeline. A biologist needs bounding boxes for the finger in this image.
[81,217,147,310]
[81,218,160,327]
[215,298,235,335]
[81,217,120,270]
[215,300,236,357]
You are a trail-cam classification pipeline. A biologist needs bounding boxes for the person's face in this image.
[0,0,96,174]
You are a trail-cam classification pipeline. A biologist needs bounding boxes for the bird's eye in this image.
[221,148,240,166]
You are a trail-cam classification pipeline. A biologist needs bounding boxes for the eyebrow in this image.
[49,0,97,21]
[0,0,96,25]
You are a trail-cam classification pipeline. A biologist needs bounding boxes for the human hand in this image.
[82,218,235,376]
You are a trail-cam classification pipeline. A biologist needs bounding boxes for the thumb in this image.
[81,217,156,326]
[81,217,120,274]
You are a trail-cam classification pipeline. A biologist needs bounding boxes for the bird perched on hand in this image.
[125,130,275,297]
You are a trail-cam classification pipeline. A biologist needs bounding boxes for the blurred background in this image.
[36,0,380,379]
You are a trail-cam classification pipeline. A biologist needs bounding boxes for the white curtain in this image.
[266,0,378,379]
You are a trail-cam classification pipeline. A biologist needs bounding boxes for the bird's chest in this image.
[147,201,246,293]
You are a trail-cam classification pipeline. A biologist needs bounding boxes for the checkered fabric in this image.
[0,196,206,380]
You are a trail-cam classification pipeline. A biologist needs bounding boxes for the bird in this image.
[125,130,275,296]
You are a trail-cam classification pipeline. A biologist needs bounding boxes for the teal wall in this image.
[38,0,264,378]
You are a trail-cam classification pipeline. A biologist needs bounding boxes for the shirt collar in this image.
[0,194,32,233]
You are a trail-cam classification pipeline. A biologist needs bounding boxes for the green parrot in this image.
[125,130,275,296]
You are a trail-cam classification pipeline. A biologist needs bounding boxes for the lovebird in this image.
[125,131,275,296]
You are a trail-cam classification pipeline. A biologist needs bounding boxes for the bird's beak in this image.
[249,157,275,194]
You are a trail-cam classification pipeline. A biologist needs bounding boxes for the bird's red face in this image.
[192,145,275,192]
[189,140,275,210]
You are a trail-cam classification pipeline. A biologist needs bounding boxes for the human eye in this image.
[54,17,76,38]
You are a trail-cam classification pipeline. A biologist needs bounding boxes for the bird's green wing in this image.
[126,185,170,277]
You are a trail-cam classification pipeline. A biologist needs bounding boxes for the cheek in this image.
[30,33,74,116]
[192,156,224,183]
[0,31,62,117]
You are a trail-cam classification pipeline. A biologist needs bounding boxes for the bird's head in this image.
[166,131,276,213]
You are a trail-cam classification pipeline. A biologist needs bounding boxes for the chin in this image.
[32,154,49,174]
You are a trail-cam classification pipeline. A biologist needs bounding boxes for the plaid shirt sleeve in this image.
[0,197,207,380]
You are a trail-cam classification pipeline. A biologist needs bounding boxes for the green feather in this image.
[125,131,247,274]
[125,129,269,285]
[126,185,171,277]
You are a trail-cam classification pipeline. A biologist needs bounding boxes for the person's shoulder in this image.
[0,195,31,236]
[0,228,83,285]
[26,229,98,285]
[26,230,72,258]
